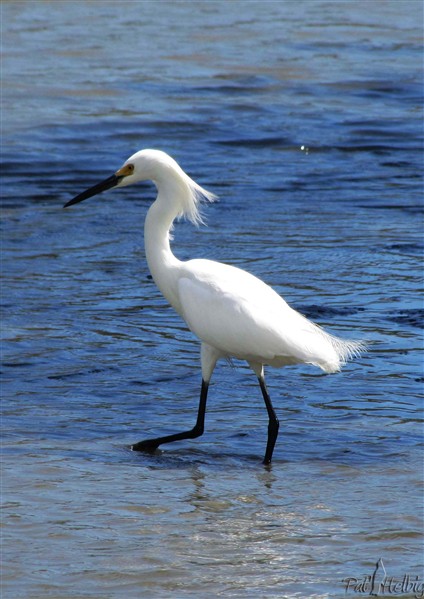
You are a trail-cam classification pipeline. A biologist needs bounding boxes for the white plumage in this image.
[66,148,366,464]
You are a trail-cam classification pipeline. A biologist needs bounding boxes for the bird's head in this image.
[65,149,216,225]
[64,149,179,208]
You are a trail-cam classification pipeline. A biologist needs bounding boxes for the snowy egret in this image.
[65,149,365,464]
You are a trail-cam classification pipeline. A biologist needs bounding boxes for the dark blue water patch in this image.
[324,77,423,102]
[219,102,267,114]
[347,127,417,139]
[194,74,281,96]
[129,370,196,387]
[385,243,424,256]
[108,119,226,142]
[340,118,423,155]
[214,136,292,148]
[336,143,421,155]
[1,361,34,369]
[297,304,365,320]
[342,117,420,130]
[10,118,228,158]
[356,203,423,216]
[213,138,421,156]
[387,309,424,329]
[46,366,112,380]
[381,160,419,168]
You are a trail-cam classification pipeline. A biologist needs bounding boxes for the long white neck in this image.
[144,180,185,315]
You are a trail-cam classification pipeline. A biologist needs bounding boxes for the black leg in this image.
[258,376,279,465]
[132,379,209,453]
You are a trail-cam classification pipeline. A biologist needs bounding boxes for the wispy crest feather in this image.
[177,170,217,226]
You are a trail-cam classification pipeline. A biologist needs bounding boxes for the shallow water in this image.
[2,1,423,598]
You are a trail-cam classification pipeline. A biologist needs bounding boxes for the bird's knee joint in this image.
[190,425,204,439]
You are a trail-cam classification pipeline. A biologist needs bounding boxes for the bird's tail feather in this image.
[329,334,367,368]
[315,327,368,373]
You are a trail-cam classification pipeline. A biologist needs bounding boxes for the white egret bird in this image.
[65,149,365,464]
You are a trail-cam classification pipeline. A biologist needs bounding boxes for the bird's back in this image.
[177,259,360,373]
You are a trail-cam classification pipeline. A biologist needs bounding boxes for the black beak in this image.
[64,174,121,208]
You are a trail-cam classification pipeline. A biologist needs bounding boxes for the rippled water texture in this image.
[2,1,423,598]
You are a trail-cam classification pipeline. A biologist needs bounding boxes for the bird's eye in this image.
[116,163,135,177]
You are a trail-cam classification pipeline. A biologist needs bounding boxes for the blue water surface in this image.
[2,2,423,598]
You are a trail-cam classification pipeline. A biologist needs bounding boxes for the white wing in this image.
[177,259,343,372]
